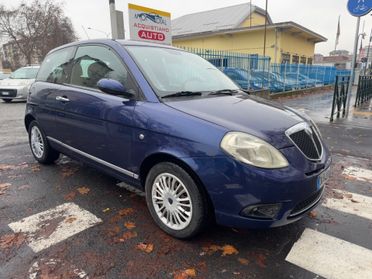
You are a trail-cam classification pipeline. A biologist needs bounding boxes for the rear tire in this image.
[28,121,60,164]
[145,162,207,239]
[2,99,12,103]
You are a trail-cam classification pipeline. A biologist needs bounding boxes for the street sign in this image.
[347,0,372,17]
[128,3,171,45]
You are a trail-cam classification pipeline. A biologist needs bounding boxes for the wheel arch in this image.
[139,152,215,215]
[24,114,36,132]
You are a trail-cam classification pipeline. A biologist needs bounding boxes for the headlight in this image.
[221,132,288,169]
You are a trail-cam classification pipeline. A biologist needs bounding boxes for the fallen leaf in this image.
[255,253,267,268]
[64,216,77,223]
[184,268,196,277]
[106,225,121,238]
[0,233,26,249]
[61,165,79,178]
[136,242,154,253]
[308,211,317,219]
[0,183,11,195]
[118,231,137,242]
[351,199,359,203]
[124,221,136,229]
[238,257,250,265]
[77,186,90,195]
[221,245,239,256]
[202,244,222,255]
[31,165,41,172]
[64,191,76,201]
[102,208,110,213]
[119,208,134,216]
[174,268,196,279]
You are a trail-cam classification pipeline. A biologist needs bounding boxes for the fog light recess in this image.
[240,204,282,220]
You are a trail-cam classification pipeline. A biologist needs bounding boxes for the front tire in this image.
[145,162,207,239]
[28,121,60,164]
[2,99,12,103]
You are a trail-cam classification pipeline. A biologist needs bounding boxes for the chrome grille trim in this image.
[285,122,323,161]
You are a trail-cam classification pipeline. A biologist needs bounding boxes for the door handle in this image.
[56,96,70,102]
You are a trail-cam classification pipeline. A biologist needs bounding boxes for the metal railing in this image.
[355,75,372,107]
[178,46,352,93]
[330,75,350,122]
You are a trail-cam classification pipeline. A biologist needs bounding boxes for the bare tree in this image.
[0,0,76,68]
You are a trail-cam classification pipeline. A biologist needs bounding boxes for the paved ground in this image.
[1,96,372,279]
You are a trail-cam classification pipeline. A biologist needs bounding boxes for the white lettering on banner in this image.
[128,3,171,45]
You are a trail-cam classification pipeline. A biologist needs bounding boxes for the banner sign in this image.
[128,3,172,45]
[347,0,372,17]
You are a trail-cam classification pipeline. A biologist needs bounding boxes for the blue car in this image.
[25,40,331,238]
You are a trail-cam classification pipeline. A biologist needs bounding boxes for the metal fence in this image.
[330,75,350,122]
[355,75,372,107]
[179,46,351,93]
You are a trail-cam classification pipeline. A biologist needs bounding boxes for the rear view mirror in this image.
[97,78,134,98]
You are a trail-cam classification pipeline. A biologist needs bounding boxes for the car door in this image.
[53,44,140,174]
[31,46,76,138]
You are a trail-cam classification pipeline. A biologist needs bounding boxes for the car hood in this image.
[0,78,34,87]
[165,94,305,149]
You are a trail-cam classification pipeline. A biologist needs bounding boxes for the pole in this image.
[109,0,118,39]
[263,0,268,57]
[364,28,372,75]
[250,0,252,28]
[345,16,361,117]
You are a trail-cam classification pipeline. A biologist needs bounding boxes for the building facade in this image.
[172,3,327,65]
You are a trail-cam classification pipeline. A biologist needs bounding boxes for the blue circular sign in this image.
[348,0,372,17]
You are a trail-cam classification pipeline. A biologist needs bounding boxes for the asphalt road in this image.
[1,100,371,279]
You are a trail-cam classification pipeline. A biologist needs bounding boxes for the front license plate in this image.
[1,91,9,96]
[317,167,331,190]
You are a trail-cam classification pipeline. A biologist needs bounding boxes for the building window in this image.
[307,58,313,65]
[292,55,299,64]
[300,56,306,64]
[281,53,290,64]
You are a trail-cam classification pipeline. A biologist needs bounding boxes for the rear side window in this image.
[70,45,137,95]
[37,47,75,84]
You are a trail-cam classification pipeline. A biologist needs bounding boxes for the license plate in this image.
[317,167,331,190]
[1,91,9,96]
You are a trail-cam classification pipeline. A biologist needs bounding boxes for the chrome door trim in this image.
[47,136,139,179]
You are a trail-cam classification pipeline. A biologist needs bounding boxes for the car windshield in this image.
[125,46,239,98]
[9,67,39,79]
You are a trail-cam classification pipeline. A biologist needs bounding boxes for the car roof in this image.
[50,39,181,54]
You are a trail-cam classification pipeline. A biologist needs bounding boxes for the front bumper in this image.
[0,86,27,99]
[183,145,331,229]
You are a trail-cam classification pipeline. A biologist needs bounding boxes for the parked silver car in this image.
[0,66,39,103]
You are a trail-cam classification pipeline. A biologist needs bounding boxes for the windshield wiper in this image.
[208,89,240,96]
[161,91,203,99]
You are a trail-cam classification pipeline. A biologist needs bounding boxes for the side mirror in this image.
[97,78,134,98]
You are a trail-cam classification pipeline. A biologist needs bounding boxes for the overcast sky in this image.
[2,0,372,55]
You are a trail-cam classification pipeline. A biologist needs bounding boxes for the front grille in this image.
[287,124,323,161]
[289,187,324,218]
[0,89,17,97]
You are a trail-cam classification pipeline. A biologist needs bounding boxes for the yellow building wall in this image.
[280,32,315,62]
[173,30,316,64]
[239,12,267,27]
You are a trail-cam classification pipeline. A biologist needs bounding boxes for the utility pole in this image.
[345,17,361,117]
[263,0,268,57]
[364,28,372,75]
[109,0,118,39]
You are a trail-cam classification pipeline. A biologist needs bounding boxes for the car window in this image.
[70,45,137,96]
[37,47,75,83]
[10,67,39,79]
[126,46,238,97]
